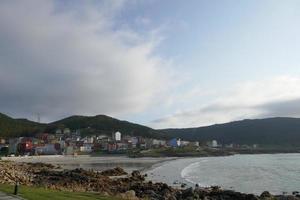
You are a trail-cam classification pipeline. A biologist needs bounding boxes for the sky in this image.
[1,0,300,128]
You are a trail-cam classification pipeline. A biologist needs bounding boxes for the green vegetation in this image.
[162,117,300,147]
[0,146,8,156]
[50,115,164,139]
[129,146,232,157]
[0,113,165,139]
[0,113,44,138]
[0,184,120,200]
[3,112,300,148]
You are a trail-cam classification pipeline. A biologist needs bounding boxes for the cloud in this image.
[151,76,300,128]
[0,0,170,122]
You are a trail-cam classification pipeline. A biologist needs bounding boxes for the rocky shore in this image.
[0,161,299,200]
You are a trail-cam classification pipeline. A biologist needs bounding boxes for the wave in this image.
[180,159,210,187]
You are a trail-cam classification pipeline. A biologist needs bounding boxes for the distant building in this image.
[18,137,34,154]
[212,140,218,147]
[131,137,138,148]
[112,131,121,141]
[180,140,190,146]
[168,138,181,147]
[189,141,199,147]
[55,129,62,134]
[65,146,74,155]
[152,139,166,147]
[9,138,21,154]
[80,143,93,153]
[207,140,219,148]
[63,128,71,134]
[0,138,6,144]
[35,143,60,155]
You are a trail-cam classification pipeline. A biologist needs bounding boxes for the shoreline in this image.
[0,160,299,200]
[1,155,300,199]
[1,155,178,172]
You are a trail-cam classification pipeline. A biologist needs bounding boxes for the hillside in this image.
[0,113,44,138]
[0,113,163,139]
[161,117,300,146]
[48,115,163,138]
[3,113,300,146]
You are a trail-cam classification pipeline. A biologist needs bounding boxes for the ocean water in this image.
[146,154,300,195]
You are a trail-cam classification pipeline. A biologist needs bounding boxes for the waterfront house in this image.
[168,138,181,147]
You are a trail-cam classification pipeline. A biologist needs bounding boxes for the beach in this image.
[1,155,177,172]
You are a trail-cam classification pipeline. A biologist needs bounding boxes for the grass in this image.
[0,184,121,200]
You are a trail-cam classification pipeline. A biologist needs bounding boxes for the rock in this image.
[276,196,300,200]
[131,170,141,177]
[245,194,260,200]
[261,191,272,198]
[194,187,209,198]
[100,167,127,176]
[120,190,139,200]
[181,187,194,199]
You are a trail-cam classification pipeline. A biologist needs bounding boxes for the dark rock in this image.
[100,167,127,176]
[276,195,300,200]
[245,194,260,200]
[261,191,272,198]
[181,187,194,199]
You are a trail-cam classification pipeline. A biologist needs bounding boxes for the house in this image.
[63,128,71,134]
[18,137,34,155]
[0,138,6,144]
[55,129,62,134]
[112,131,121,141]
[9,138,21,154]
[130,137,138,148]
[168,138,181,147]
[64,146,74,155]
[189,141,199,147]
[116,142,128,151]
[80,143,93,153]
[108,142,117,152]
[207,140,219,148]
[181,141,190,146]
[35,143,60,155]
[152,139,166,147]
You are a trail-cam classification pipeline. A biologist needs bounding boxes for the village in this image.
[0,127,259,157]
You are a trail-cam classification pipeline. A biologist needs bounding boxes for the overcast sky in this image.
[1,0,300,128]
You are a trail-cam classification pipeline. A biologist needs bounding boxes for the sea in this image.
[145,153,300,195]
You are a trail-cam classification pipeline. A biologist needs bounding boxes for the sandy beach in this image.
[1,155,177,172]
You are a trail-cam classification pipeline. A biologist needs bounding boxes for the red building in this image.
[18,138,33,154]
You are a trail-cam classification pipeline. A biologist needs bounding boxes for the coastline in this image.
[1,155,178,172]
[1,155,300,199]
[1,159,299,200]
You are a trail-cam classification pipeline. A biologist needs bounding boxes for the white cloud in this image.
[0,0,171,122]
[151,76,300,128]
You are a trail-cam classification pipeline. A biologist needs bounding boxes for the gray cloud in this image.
[150,76,300,128]
[0,1,169,122]
[152,98,300,128]
[257,98,300,118]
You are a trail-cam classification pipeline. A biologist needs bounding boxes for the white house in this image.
[212,140,218,147]
[113,131,121,141]
[80,143,93,153]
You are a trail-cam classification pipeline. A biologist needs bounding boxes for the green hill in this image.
[3,113,300,147]
[0,113,163,139]
[161,117,300,146]
[0,113,44,138]
[48,115,163,138]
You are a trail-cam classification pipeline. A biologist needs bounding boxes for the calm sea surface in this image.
[146,154,300,195]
